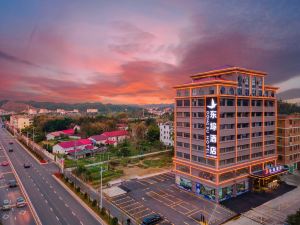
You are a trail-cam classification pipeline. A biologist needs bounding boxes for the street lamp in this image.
[100,167,103,209]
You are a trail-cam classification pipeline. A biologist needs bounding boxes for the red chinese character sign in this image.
[206,97,217,158]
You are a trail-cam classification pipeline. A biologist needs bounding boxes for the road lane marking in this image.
[59,196,63,200]
[72,211,76,216]
[50,207,53,212]
[65,203,69,207]
[56,216,59,221]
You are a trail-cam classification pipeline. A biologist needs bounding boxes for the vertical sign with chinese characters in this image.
[206,97,217,158]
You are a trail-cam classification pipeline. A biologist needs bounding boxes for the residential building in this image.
[89,134,108,145]
[87,108,98,113]
[89,130,129,146]
[10,115,32,130]
[174,66,281,202]
[117,123,129,131]
[277,114,300,173]
[52,139,93,154]
[46,129,76,140]
[28,108,38,115]
[159,122,174,146]
[102,130,129,144]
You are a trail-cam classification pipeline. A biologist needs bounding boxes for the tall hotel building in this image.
[174,67,279,202]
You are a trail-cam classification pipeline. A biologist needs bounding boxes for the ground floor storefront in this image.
[175,175,249,202]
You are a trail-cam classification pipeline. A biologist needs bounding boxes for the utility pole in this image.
[32,127,35,150]
[100,166,103,209]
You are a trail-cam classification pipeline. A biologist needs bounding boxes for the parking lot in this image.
[0,143,35,225]
[109,173,236,225]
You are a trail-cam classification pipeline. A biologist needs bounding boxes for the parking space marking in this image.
[136,180,147,186]
[117,199,136,207]
[122,202,140,210]
[113,196,131,203]
[126,204,145,213]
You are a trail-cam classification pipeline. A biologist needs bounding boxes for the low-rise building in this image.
[102,130,129,144]
[87,109,98,113]
[89,134,108,145]
[159,122,174,146]
[277,114,300,173]
[9,115,32,130]
[89,130,129,147]
[28,108,38,115]
[52,139,93,154]
[46,129,76,140]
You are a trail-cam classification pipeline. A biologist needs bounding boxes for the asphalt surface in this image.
[116,173,236,225]
[0,145,35,225]
[0,127,104,225]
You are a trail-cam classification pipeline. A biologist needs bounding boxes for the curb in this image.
[52,175,108,225]
[0,143,42,225]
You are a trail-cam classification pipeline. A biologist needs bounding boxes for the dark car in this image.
[9,141,13,145]
[141,214,162,225]
[24,163,31,168]
[8,148,13,152]
[8,179,17,188]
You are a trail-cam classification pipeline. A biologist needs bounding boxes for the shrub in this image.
[76,187,80,193]
[110,217,118,225]
[84,192,88,199]
[92,199,97,207]
[100,207,106,215]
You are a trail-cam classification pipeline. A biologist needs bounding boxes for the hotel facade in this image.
[174,67,279,202]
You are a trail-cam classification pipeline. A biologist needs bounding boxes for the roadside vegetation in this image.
[72,151,173,188]
[286,209,300,225]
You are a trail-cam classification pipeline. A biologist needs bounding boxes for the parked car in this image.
[141,214,162,225]
[8,179,17,188]
[8,148,13,152]
[2,200,10,211]
[16,197,26,208]
[1,161,9,166]
[24,163,31,168]
[9,141,13,145]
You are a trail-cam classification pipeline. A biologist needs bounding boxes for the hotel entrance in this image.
[250,166,288,192]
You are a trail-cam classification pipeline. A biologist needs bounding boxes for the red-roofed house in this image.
[89,130,129,146]
[101,130,129,144]
[52,139,92,154]
[46,129,75,140]
[88,134,107,145]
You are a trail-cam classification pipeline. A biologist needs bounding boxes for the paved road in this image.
[0,145,35,225]
[0,127,104,225]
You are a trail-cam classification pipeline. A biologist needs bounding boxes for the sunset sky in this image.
[0,0,300,104]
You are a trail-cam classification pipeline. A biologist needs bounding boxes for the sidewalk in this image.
[226,173,300,225]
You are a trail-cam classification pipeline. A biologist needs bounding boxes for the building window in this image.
[209,87,215,95]
[220,86,226,94]
[229,87,235,95]
[176,100,183,107]
[184,100,190,107]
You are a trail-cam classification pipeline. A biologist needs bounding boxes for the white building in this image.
[87,108,98,113]
[159,122,174,146]
[28,108,38,115]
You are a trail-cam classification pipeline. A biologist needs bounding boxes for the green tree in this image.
[286,209,300,225]
[132,122,147,141]
[147,125,160,142]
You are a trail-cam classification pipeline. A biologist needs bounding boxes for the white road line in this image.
[80,221,84,225]
[72,211,76,216]
[50,207,53,212]
[56,216,59,221]
[65,203,69,207]
[45,200,48,204]
[59,196,63,200]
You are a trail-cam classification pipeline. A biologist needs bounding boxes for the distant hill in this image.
[143,104,174,109]
[8,101,141,113]
[1,101,31,112]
